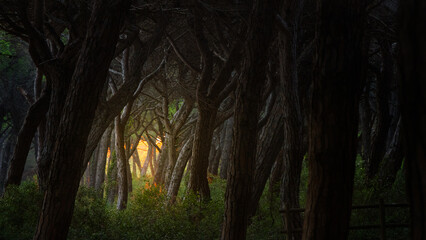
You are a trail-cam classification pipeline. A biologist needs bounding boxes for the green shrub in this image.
[0,181,42,240]
[68,186,112,240]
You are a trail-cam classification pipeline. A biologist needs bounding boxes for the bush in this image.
[68,186,112,240]
[0,181,42,240]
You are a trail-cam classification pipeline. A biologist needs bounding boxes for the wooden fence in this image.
[279,199,409,240]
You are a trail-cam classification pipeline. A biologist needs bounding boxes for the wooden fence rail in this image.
[279,199,409,240]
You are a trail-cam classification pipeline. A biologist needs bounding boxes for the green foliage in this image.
[68,187,111,240]
[0,160,408,240]
[0,181,42,240]
[247,183,285,240]
[0,38,14,56]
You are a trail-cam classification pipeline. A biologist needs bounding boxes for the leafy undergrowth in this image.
[0,157,409,240]
[0,176,284,240]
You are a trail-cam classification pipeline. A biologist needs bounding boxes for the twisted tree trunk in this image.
[302,1,366,239]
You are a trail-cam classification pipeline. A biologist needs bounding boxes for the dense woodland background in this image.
[0,0,425,239]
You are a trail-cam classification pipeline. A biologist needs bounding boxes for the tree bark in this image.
[221,0,276,238]
[378,116,403,188]
[140,144,151,177]
[250,94,284,217]
[6,88,50,186]
[359,82,372,161]
[95,127,112,191]
[33,1,129,238]
[88,145,99,188]
[167,135,194,203]
[188,106,217,200]
[0,136,15,194]
[367,40,392,179]
[302,1,366,239]
[219,117,233,179]
[115,117,128,210]
[164,133,177,189]
[106,150,118,205]
[399,1,426,238]
[153,144,167,186]
[278,2,306,235]
[132,150,142,175]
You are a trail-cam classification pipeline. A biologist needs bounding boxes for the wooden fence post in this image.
[284,206,293,240]
[379,198,386,240]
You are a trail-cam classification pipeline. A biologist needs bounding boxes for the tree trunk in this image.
[153,144,167,186]
[126,159,132,193]
[167,135,194,203]
[106,150,118,205]
[378,116,403,188]
[88,145,99,188]
[6,88,50,186]
[278,5,306,235]
[115,117,128,210]
[95,127,112,191]
[150,144,156,175]
[399,1,426,238]
[207,137,217,174]
[359,82,372,161]
[250,94,284,217]
[33,1,129,238]
[302,1,366,239]
[132,150,142,175]
[164,133,177,189]
[188,107,217,200]
[367,40,392,179]
[221,0,275,238]
[211,145,221,175]
[0,136,15,194]
[141,144,151,176]
[219,117,233,179]
[269,149,284,194]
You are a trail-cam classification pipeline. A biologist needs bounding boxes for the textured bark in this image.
[126,159,132,193]
[378,117,403,188]
[278,2,306,235]
[151,143,157,175]
[250,94,284,217]
[140,144,151,177]
[359,82,372,161]
[115,117,128,210]
[209,128,222,175]
[399,1,426,238]
[302,1,366,239]
[164,133,177,189]
[207,137,217,174]
[167,135,194,203]
[6,89,50,186]
[106,153,118,205]
[189,107,217,200]
[153,144,167,185]
[219,117,233,179]
[37,70,72,190]
[367,40,392,179]
[33,1,129,238]
[88,145,99,188]
[132,150,142,175]
[95,127,112,191]
[221,0,276,238]
[0,137,15,194]
[269,149,284,193]
[211,145,221,175]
